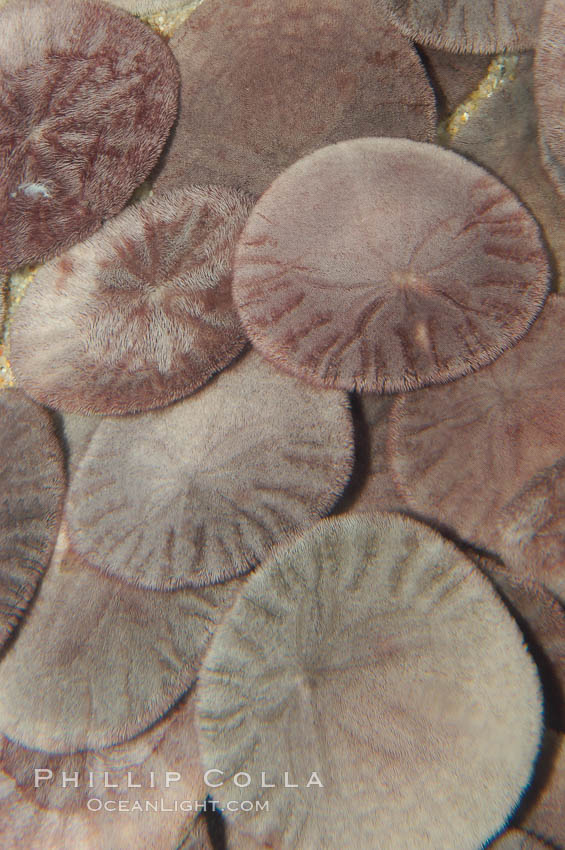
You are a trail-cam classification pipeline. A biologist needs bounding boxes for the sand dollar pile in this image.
[1,1,564,848]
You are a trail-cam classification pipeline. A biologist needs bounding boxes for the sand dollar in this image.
[196,514,542,850]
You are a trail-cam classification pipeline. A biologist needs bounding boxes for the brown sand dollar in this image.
[55,411,102,478]
[381,0,544,54]
[534,0,565,199]
[196,514,542,850]
[0,389,65,649]
[0,526,243,752]
[0,274,7,328]
[421,48,492,115]
[338,394,407,515]
[389,296,565,550]
[489,831,553,849]
[0,691,204,850]
[176,813,271,850]
[66,351,353,589]
[233,138,549,393]
[447,53,565,292]
[494,457,565,605]
[176,816,213,850]
[153,0,436,197]
[9,187,252,415]
[0,0,179,272]
[519,731,565,848]
[355,394,408,512]
[225,823,274,849]
[108,0,201,11]
[478,557,565,732]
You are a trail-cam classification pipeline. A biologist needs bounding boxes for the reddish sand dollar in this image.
[9,187,252,414]
[390,296,565,549]
[196,514,542,850]
[234,138,549,393]
[0,525,243,752]
[153,0,436,197]
[381,0,544,53]
[0,0,179,272]
[0,691,204,850]
[494,458,565,605]
[66,352,353,589]
[0,389,65,649]
[534,0,565,199]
